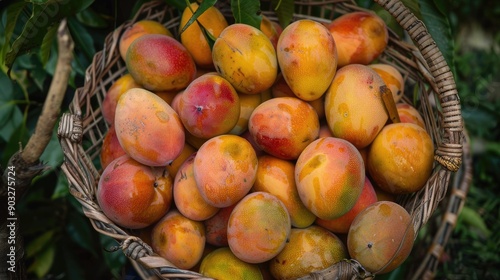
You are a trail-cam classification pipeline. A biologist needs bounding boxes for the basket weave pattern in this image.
[58,0,467,279]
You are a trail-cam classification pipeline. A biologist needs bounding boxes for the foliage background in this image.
[0,0,499,279]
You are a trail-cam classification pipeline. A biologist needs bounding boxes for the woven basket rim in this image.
[57,0,467,279]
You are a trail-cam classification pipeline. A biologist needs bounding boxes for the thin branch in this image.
[21,19,74,164]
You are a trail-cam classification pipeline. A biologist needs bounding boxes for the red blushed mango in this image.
[253,155,316,228]
[270,226,348,279]
[369,63,405,103]
[204,204,236,247]
[228,192,291,263]
[327,11,388,67]
[396,103,426,129]
[102,74,142,125]
[295,137,365,220]
[119,20,172,61]
[249,97,320,160]
[324,64,389,149]
[173,153,219,221]
[212,23,278,95]
[194,134,258,208]
[126,34,196,91]
[347,201,415,274]
[115,88,185,166]
[96,155,172,229]
[151,210,206,270]
[178,73,240,139]
[277,19,337,101]
[100,125,126,170]
[315,176,377,234]
[272,73,326,120]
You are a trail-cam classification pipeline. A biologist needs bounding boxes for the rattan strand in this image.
[57,0,469,279]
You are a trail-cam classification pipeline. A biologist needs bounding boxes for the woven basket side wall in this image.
[407,127,472,280]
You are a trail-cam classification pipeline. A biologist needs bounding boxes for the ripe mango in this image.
[277,19,338,101]
[114,88,185,166]
[126,34,196,92]
[324,64,389,149]
[327,11,388,67]
[212,23,278,95]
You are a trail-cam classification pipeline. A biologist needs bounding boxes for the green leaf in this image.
[0,1,28,71]
[26,230,55,258]
[44,42,58,75]
[65,208,98,257]
[52,173,69,199]
[18,201,59,235]
[67,47,91,88]
[0,100,24,143]
[418,0,456,77]
[39,124,64,170]
[179,0,217,35]
[30,56,50,90]
[430,0,450,17]
[60,244,87,280]
[355,0,375,9]
[67,17,95,60]
[28,241,56,278]
[0,72,16,138]
[164,0,188,12]
[374,261,407,280]
[458,206,492,238]
[372,4,404,38]
[100,235,127,278]
[401,0,422,20]
[271,0,294,28]
[231,0,262,29]
[39,17,57,66]
[75,8,108,28]
[5,0,95,70]
[356,0,420,38]
[130,0,155,19]
[484,141,500,156]
[356,0,421,19]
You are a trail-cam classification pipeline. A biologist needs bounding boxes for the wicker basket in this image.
[57,0,468,279]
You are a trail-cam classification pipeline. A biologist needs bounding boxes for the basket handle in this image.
[374,0,463,172]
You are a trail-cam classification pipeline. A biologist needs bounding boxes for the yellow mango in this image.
[277,19,338,101]
[212,23,278,95]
